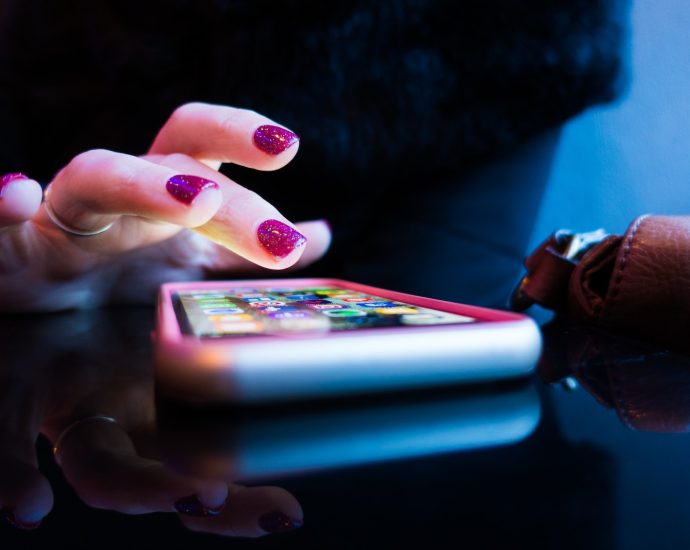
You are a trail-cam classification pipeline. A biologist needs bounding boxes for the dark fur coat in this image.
[0,0,625,181]
[0,0,627,302]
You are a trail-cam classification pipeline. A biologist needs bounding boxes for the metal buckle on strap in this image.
[562,228,609,261]
[510,228,609,312]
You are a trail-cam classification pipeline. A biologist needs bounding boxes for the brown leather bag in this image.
[538,325,690,433]
[512,215,690,353]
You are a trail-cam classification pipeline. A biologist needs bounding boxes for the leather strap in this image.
[511,228,610,311]
[514,215,690,353]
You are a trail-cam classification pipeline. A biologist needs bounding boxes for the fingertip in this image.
[182,186,224,228]
[0,459,54,527]
[164,174,224,227]
[195,481,229,511]
[258,510,304,535]
[10,479,54,527]
[288,219,332,269]
[0,176,43,226]
[298,219,332,250]
[151,103,301,172]
[252,125,300,157]
[255,218,308,269]
[178,484,303,538]
[251,131,300,172]
[257,486,303,523]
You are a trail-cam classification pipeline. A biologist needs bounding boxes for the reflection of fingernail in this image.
[257,219,307,259]
[166,174,219,205]
[174,495,226,517]
[258,510,303,534]
[253,125,299,155]
[0,172,29,198]
[2,509,42,530]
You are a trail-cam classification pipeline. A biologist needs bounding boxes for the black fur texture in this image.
[0,0,626,184]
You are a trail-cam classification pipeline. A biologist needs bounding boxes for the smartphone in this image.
[154,278,541,402]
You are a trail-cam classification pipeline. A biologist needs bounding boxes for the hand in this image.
[0,311,303,537]
[0,102,331,311]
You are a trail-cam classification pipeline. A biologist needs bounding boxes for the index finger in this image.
[149,103,300,171]
[54,420,228,516]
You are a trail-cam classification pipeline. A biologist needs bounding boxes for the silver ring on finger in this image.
[43,185,115,237]
[52,415,120,466]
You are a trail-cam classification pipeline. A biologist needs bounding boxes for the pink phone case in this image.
[155,278,541,402]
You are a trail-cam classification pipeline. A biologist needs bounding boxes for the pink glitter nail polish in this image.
[174,495,226,517]
[258,510,303,533]
[253,125,300,155]
[0,172,29,198]
[257,219,307,259]
[166,174,219,205]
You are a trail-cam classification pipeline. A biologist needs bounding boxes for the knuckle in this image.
[67,148,114,174]
[153,152,196,174]
[238,107,260,119]
[215,111,240,136]
[171,102,262,141]
[171,102,205,123]
[216,107,259,136]
[60,149,139,195]
[162,152,192,167]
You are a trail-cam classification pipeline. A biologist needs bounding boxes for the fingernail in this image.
[0,172,29,198]
[174,494,226,517]
[257,219,307,259]
[258,510,303,534]
[253,125,299,155]
[1,508,42,530]
[166,174,219,205]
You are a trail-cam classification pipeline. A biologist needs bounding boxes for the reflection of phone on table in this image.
[159,383,541,480]
[154,278,541,402]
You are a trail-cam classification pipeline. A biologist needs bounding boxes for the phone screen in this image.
[174,285,476,338]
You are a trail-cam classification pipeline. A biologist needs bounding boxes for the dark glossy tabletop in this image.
[1,309,689,550]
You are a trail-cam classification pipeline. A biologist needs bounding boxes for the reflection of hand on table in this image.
[0,311,302,536]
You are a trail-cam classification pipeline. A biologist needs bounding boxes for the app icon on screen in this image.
[323,309,367,317]
[216,321,263,333]
[314,289,348,296]
[374,307,419,315]
[307,304,345,310]
[204,307,245,315]
[197,301,236,308]
[284,294,322,301]
[273,318,329,331]
[266,311,312,320]
[357,302,396,308]
[207,314,253,322]
[255,306,298,314]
